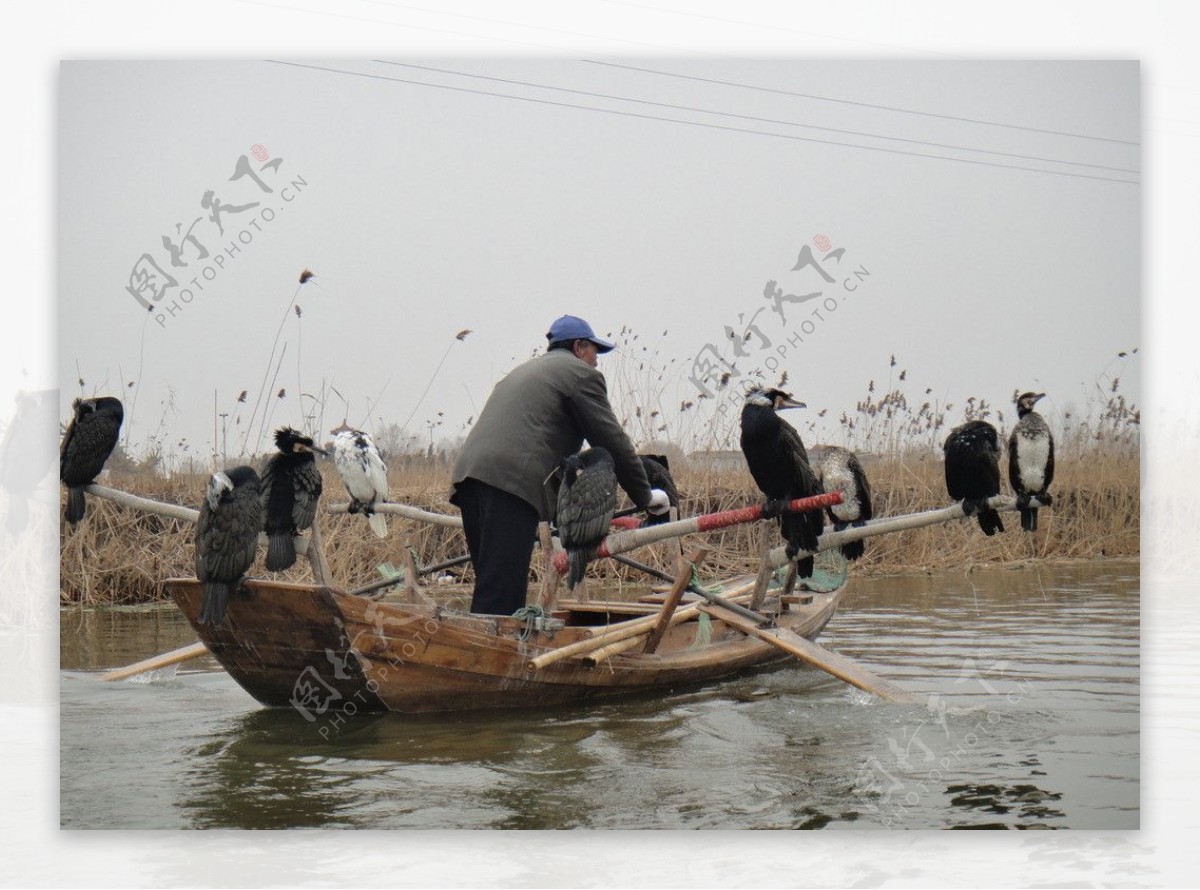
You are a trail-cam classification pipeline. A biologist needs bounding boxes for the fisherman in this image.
[451,315,671,615]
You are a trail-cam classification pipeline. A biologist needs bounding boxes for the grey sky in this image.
[59,59,1138,465]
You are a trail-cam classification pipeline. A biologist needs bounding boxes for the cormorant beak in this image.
[775,396,806,411]
[1034,393,1046,403]
[309,444,329,456]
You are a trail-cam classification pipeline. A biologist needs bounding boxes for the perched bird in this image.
[195,466,263,626]
[260,426,326,571]
[1008,391,1055,532]
[812,445,873,561]
[556,447,617,590]
[639,454,680,526]
[739,388,824,578]
[943,420,1005,536]
[59,396,124,524]
[332,429,389,538]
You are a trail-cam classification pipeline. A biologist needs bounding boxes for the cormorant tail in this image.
[978,509,1005,537]
[797,555,814,579]
[199,581,231,626]
[65,486,86,524]
[841,539,865,561]
[265,532,297,571]
[567,548,591,590]
[1020,508,1037,533]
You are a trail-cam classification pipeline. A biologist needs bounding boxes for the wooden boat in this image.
[165,571,845,716]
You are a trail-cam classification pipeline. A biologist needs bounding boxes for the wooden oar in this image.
[99,642,210,682]
[697,605,920,704]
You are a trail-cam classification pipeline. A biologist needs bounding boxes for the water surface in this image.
[60,560,1138,829]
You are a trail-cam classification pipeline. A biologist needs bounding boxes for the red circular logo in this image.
[814,234,832,252]
[251,144,269,162]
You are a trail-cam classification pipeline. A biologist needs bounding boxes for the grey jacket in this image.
[451,349,652,519]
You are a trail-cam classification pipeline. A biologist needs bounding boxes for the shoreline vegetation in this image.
[60,444,1137,607]
[62,319,1139,606]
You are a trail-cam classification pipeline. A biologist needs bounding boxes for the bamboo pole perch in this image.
[326,501,463,528]
[550,492,843,576]
[82,483,311,555]
[763,494,1051,570]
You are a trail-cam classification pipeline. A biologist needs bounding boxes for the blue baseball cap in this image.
[546,315,616,353]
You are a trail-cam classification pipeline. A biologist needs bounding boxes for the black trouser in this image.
[452,478,539,616]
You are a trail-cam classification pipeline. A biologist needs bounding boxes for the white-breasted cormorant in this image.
[59,396,124,524]
[332,429,389,538]
[739,387,825,578]
[812,445,873,560]
[260,426,326,571]
[196,465,263,626]
[639,454,680,526]
[557,446,617,590]
[1008,391,1055,532]
[944,420,1005,536]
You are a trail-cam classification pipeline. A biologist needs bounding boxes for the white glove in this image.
[646,489,671,516]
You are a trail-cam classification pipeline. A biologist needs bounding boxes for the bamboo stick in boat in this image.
[525,583,756,672]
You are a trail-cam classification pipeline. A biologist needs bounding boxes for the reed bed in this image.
[62,307,1140,605]
[59,441,1138,606]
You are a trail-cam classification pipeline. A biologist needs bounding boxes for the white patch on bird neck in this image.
[206,472,233,510]
[745,391,772,408]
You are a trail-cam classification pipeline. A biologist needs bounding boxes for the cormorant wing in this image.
[557,467,617,549]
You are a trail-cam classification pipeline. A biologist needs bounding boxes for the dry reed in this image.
[59,442,1137,606]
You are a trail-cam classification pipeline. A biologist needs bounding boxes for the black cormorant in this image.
[557,447,617,590]
[943,420,1005,536]
[195,465,263,626]
[639,454,680,526]
[260,426,326,571]
[332,429,389,538]
[1008,391,1055,532]
[59,396,124,524]
[812,445,873,560]
[739,387,824,578]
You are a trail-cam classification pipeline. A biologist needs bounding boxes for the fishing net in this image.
[771,548,849,593]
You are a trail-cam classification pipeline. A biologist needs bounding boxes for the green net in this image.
[771,548,849,593]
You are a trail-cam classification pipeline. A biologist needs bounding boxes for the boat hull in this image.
[167,576,840,716]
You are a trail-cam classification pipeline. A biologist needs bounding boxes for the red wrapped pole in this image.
[551,492,842,576]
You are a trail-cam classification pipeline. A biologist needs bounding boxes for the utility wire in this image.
[267,60,1136,185]
[585,59,1140,147]
[376,59,1138,174]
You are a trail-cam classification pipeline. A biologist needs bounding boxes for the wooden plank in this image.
[99,642,209,681]
[643,547,707,655]
[697,605,920,704]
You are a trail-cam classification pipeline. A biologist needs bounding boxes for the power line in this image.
[585,59,1140,147]
[267,60,1136,185]
[375,59,1138,175]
